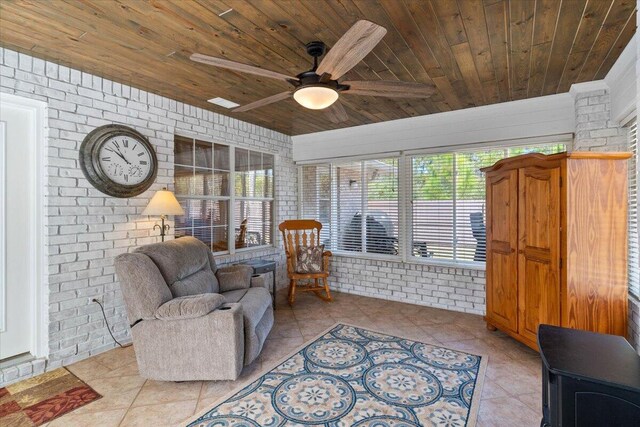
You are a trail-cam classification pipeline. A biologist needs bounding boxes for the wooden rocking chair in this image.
[279,220,333,305]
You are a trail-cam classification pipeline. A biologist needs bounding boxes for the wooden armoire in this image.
[482,152,630,351]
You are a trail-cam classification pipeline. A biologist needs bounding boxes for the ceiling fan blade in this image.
[343,80,436,97]
[233,91,292,113]
[316,20,387,80]
[324,101,349,124]
[190,53,298,82]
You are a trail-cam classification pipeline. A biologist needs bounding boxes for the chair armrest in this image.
[155,293,225,320]
[322,250,332,271]
[132,303,244,381]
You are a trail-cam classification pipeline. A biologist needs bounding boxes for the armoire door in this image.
[486,169,519,333]
[517,166,561,344]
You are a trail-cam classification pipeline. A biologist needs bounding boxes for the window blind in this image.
[299,143,564,265]
[365,159,399,255]
[300,158,400,256]
[410,144,564,263]
[628,120,639,298]
[299,164,332,247]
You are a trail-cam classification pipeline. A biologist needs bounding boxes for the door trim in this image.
[0,92,48,359]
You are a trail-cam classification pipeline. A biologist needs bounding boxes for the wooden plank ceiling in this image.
[0,0,636,136]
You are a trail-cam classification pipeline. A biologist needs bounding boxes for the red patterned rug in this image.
[0,367,101,426]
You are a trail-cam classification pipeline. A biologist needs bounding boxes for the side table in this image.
[239,259,277,309]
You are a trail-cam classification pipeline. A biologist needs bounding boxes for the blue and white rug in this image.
[188,323,487,427]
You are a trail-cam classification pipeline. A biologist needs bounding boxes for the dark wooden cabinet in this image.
[482,152,630,350]
[538,324,640,427]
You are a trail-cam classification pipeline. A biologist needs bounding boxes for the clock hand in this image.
[114,146,132,165]
[104,147,131,164]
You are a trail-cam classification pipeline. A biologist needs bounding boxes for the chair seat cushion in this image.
[236,287,271,326]
[155,294,225,320]
[221,289,249,303]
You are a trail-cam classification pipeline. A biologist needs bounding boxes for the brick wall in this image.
[329,257,485,315]
[0,47,296,386]
[573,87,629,151]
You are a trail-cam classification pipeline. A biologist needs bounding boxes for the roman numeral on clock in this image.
[101,157,111,161]
[123,139,129,148]
[140,160,147,165]
[137,152,145,157]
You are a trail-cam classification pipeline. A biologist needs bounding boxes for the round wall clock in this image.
[79,124,158,198]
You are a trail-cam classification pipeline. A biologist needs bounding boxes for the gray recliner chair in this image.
[114,236,274,381]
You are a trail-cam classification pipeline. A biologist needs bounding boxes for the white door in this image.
[0,102,35,360]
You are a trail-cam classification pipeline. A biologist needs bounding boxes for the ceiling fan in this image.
[190,20,435,124]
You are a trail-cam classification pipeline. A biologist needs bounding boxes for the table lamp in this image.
[142,188,185,241]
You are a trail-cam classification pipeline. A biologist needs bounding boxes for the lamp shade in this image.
[142,189,184,216]
[293,86,339,110]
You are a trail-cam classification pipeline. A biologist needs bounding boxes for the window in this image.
[300,142,565,265]
[174,135,274,253]
[300,164,332,247]
[300,158,400,257]
[410,143,565,263]
[628,120,639,298]
[234,148,275,249]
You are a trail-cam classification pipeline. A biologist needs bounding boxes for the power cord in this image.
[92,298,132,348]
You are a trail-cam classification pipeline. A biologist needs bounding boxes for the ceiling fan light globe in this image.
[293,86,339,110]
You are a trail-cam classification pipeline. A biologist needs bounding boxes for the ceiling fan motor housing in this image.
[296,71,348,91]
[305,41,326,58]
[297,41,350,92]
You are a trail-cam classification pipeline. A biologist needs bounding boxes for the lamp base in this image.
[153,216,170,242]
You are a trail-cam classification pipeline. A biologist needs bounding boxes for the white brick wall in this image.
[573,88,629,151]
[0,48,297,386]
[329,257,485,315]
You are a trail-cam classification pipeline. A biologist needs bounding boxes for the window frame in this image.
[298,135,571,268]
[173,132,277,255]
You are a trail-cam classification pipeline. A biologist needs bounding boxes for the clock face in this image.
[79,124,158,198]
[98,135,153,186]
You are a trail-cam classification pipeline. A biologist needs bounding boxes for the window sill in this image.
[330,250,486,271]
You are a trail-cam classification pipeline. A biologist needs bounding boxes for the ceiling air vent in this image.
[207,97,240,109]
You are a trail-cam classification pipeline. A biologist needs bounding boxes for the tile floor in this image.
[42,290,542,427]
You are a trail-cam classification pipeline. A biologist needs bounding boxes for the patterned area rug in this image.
[188,323,487,426]
[0,367,101,426]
